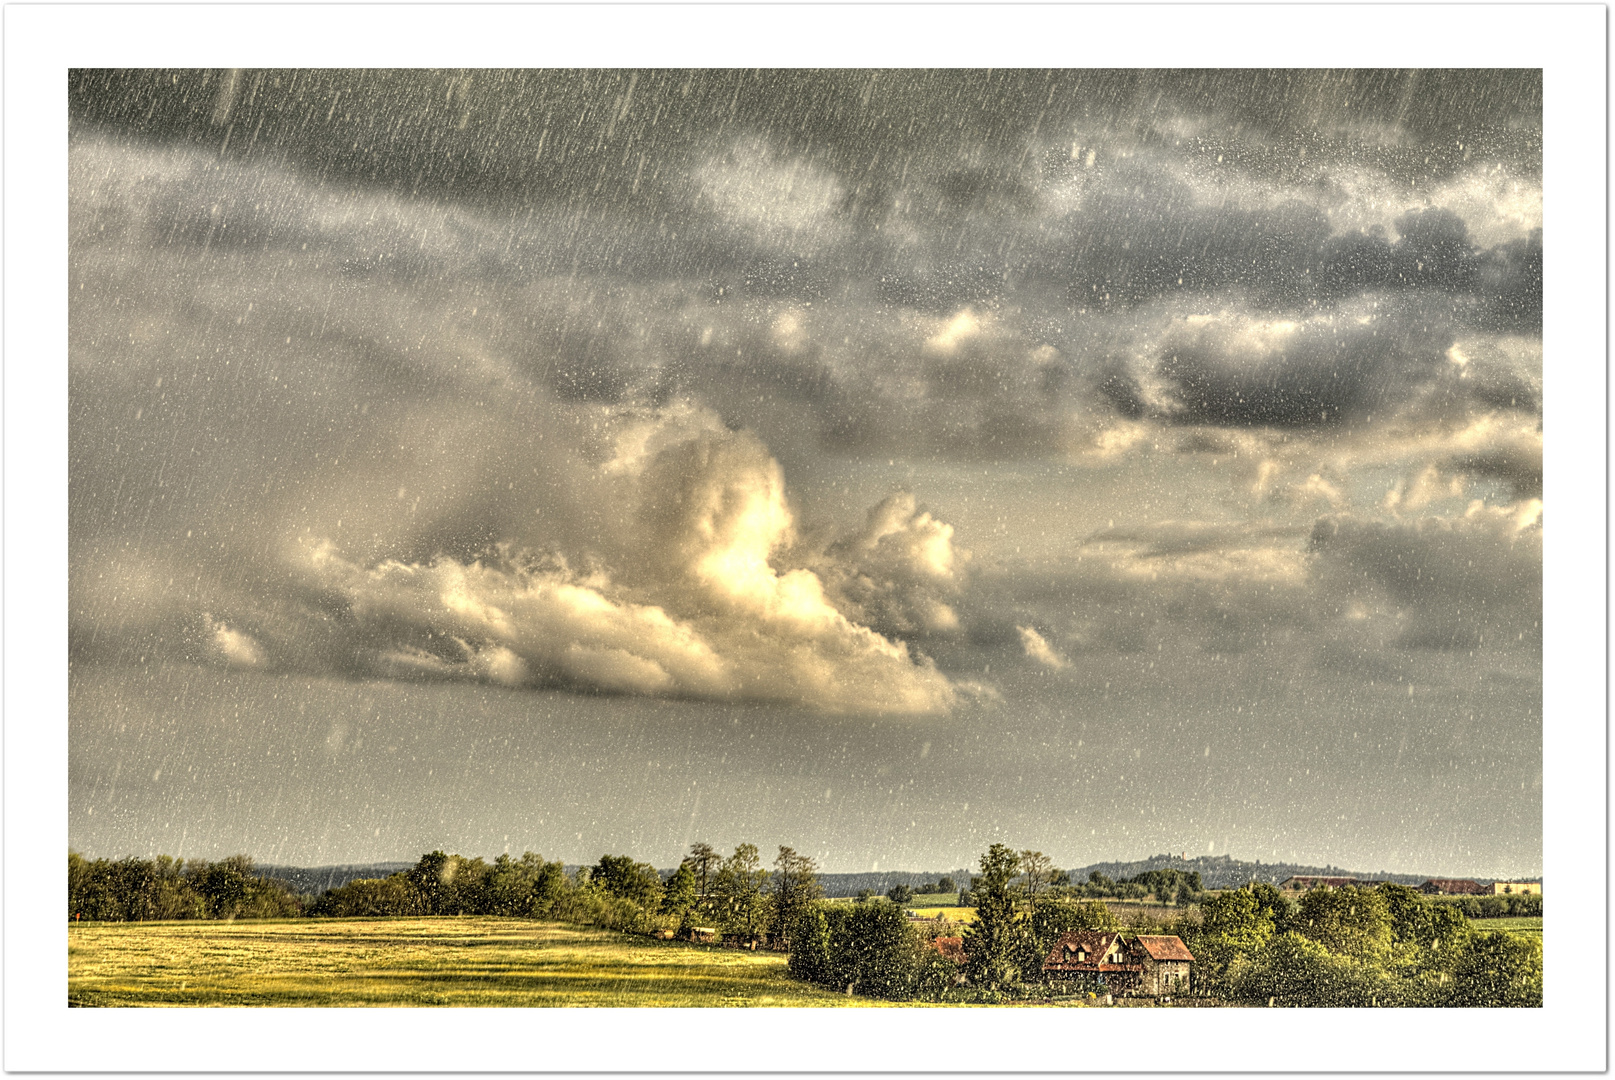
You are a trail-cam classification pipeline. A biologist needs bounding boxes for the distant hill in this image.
[258,862,413,896]
[261,853,1457,900]
[807,870,974,898]
[1061,854,1431,890]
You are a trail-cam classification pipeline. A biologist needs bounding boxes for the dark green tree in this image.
[786,903,833,985]
[770,846,821,948]
[661,861,698,918]
[830,900,920,999]
[936,876,956,894]
[885,883,914,905]
[962,843,1021,990]
[711,843,770,938]
[195,858,251,919]
[590,854,664,908]
[1016,897,1117,981]
[685,842,721,899]
[408,851,454,915]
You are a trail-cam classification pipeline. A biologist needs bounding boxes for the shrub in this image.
[1443,931,1542,1007]
[1231,932,1406,1007]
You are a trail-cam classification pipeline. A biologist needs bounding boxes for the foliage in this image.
[885,883,914,905]
[1431,892,1543,919]
[68,851,299,922]
[1015,898,1117,983]
[685,842,721,900]
[1294,885,1392,960]
[710,843,771,939]
[1443,930,1542,1007]
[590,854,664,908]
[962,843,1021,990]
[828,900,922,1000]
[661,862,698,917]
[1230,932,1407,1007]
[785,904,833,985]
[771,846,822,948]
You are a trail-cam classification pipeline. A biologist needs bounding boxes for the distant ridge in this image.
[258,862,413,895]
[1062,853,1432,891]
[260,854,1469,899]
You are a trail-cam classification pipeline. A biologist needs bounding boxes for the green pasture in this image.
[1482,916,1542,937]
[67,917,895,1007]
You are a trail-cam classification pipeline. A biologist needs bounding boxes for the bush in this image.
[787,905,833,985]
[1231,932,1406,1007]
[1443,931,1542,1007]
[827,900,921,999]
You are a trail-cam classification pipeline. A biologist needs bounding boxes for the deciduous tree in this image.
[770,846,822,948]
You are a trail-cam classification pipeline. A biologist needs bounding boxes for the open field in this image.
[1483,916,1543,937]
[68,918,904,1007]
[910,906,976,922]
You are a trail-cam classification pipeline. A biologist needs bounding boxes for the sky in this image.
[66,69,1543,876]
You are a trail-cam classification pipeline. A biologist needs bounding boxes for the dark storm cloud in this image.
[1309,508,1541,652]
[67,69,1543,714]
[69,64,1543,475]
[68,70,1543,319]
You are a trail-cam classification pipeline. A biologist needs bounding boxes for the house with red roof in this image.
[1041,930,1194,996]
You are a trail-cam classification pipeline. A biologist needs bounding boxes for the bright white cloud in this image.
[1017,625,1069,669]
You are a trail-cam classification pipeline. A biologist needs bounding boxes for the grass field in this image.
[68,918,903,1007]
[910,906,976,922]
[1481,916,1543,937]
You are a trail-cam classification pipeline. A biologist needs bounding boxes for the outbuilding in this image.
[1133,935,1195,996]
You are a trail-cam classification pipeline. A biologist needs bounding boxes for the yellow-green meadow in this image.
[68,917,892,1007]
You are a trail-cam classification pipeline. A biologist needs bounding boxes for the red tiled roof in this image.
[1281,875,1366,889]
[1042,931,1127,972]
[930,936,966,963]
[1134,935,1194,962]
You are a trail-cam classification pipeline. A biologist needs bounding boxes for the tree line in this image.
[67,843,1541,1007]
[68,852,302,921]
[794,844,1540,1006]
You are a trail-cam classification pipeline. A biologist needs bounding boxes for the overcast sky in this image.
[67,70,1542,876]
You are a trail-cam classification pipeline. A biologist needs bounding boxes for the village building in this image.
[1278,876,1386,891]
[1419,879,1488,896]
[1491,880,1542,896]
[1040,930,1194,997]
[1133,935,1195,996]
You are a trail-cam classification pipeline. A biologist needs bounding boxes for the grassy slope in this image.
[68,917,897,1008]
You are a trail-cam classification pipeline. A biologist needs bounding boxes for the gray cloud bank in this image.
[70,70,1540,721]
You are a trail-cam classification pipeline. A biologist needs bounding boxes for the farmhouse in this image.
[1040,931,1194,997]
[1491,881,1542,896]
[1419,879,1487,896]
